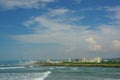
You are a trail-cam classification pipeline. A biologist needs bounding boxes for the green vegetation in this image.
[34,61,120,67]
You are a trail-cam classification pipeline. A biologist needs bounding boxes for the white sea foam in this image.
[34,71,51,80]
[29,66,34,68]
[49,67,55,70]
[0,71,51,80]
[0,66,25,69]
[56,67,66,69]
[104,78,120,80]
[71,67,78,71]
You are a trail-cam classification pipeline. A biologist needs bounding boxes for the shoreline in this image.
[34,62,120,67]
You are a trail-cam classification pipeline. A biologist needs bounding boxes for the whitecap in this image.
[49,67,55,70]
[29,66,34,68]
[104,78,120,80]
[71,67,78,71]
[0,71,51,80]
[0,66,25,70]
[33,71,51,80]
[56,67,66,69]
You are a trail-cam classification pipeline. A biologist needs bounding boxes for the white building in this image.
[67,58,72,62]
[81,57,102,63]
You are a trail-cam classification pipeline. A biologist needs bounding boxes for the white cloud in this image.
[105,6,120,25]
[24,16,73,31]
[74,0,81,4]
[13,16,120,53]
[112,40,120,49]
[49,8,70,16]
[68,16,84,22]
[85,37,96,44]
[14,15,88,46]
[40,0,55,3]
[89,44,101,52]
[11,6,120,56]
[85,37,101,51]
[0,0,55,9]
[106,6,120,18]
[80,7,104,12]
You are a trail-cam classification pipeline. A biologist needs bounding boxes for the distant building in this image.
[82,58,86,62]
[95,57,101,63]
[45,59,63,63]
[67,58,72,62]
[81,57,102,63]
[46,59,50,62]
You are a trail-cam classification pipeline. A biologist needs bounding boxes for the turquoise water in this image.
[0,61,120,80]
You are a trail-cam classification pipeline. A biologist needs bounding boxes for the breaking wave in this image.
[0,66,25,70]
[71,67,78,71]
[0,71,51,80]
[34,71,51,80]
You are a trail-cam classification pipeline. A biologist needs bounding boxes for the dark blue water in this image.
[0,61,120,80]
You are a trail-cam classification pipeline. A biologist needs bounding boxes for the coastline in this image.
[34,62,120,67]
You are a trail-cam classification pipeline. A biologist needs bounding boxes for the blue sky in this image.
[0,0,120,60]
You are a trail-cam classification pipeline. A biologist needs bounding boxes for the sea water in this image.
[0,61,120,80]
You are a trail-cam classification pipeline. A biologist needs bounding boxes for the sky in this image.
[0,0,120,60]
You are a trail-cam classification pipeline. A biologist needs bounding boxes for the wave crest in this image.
[0,66,25,70]
[34,71,51,80]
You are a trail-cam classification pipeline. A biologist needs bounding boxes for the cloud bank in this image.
[11,6,120,58]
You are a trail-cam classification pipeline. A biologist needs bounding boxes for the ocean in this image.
[0,61,120,80]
